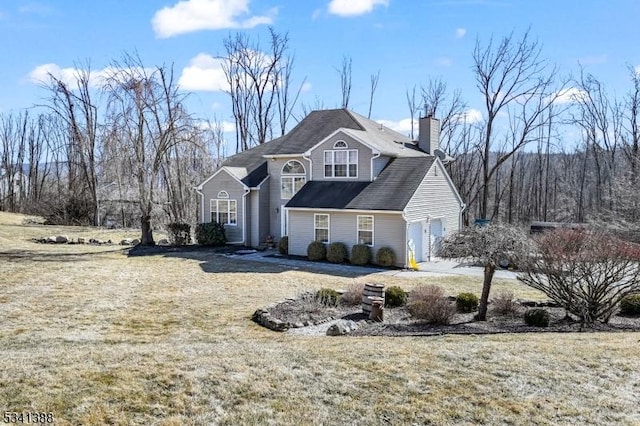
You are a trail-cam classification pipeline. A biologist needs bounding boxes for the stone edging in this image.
[252,297,339,332]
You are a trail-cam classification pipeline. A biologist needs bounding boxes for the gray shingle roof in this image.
[286,157,436,211]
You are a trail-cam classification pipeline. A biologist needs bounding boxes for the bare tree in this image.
[337,55,352,109]
[222,28,290,152]
[405,86,419,139]
[438,224,532,321]
[367,70,380,118]
[473,29,562,220]
[104,54,193,245]
[43,63,99,224]
[519,229,640,324]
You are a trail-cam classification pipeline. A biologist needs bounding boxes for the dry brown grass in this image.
[1,211,639,425]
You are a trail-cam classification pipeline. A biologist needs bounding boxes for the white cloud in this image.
[577,54,607,65]
[198,119,235,133]
[454,108,483,124]
[27,63,107,88]
[301,82,312,93]
[455,27,466,39]
[328,0,389,17]
[376,118,416,135]
[178,53,228,92]
[553,87,588,105]
[152,0,275,38]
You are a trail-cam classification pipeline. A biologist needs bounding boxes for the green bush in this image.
[385,286,408,307]
[307,241,326,261]
[327,242,348,263]
[620,294,640,315]
[350,244,371,265]
[375,247,396,267]
[524,308,550,327]
[195,222,227,246]
[279,236,288,255]
[456,292,479,313]
[316,288,340,307]
[166,222,191,245]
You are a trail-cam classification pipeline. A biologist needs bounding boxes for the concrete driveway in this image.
[233,249,518,280]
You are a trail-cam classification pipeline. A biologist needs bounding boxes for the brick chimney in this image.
[418,114,440,155]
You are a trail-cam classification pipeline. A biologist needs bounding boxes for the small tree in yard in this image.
[438,224,532,321]
[518,229,640,324]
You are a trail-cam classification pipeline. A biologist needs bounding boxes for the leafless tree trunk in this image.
[337,56,352,109]
[367,70,380,118]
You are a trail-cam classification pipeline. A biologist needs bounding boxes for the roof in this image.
[285,181,371,209]
[286,157,436,211]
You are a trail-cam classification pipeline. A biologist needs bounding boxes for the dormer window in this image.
[324,146,358,178]
[281,160,306,199]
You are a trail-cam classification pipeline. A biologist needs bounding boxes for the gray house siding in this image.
[372,155,391,179]
[200,169,247,243]
[287,210,406,266]
[249,190,259,247]
[404,160,462,235]
[308,132,373,182]
[258,185,270,246]
[266,156,311,241]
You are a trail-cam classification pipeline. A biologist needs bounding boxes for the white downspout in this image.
[242,188,250,245]
[194,187,205,223]
[370,151,381,181]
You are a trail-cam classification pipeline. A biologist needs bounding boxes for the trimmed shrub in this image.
[407,285,455,324]
[279,236,289,255]
[350,244,372,265]
[166,222,191,245]
[327,242,348,263]
[376,247,396,267]
[620,294,640,315]
[456,292,479,313]
[492,290,517,315]
[340,282,364,306]
[195,222,226,246]
[385,286,408,307]
[307,241,326,261]
[524,308,550,327]
[316,288,340,307]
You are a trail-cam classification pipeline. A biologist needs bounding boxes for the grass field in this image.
[1,211,639,425]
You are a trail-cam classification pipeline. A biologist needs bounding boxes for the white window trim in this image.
[217,190,229,198]
[314,213,330,243]
[281,160,307,199]
[210,198,238,226]
[323,149,358,178]
[357,215,374,247]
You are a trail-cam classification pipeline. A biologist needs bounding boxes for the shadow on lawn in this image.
[0,248,125,263]
[126,245,382,278]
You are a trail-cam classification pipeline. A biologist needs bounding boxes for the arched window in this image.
[281,160,306,199]
[333,140,348,149]
[210,191,236,225]
[217,190,229,199]
[282,160,306,175]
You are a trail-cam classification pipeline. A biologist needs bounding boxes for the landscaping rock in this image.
[77,237,85,244]
[46,236,56,243]
[157,239,170,246]
[131,239,141,245]
[120,238,133,245]
[55,235,68,244]
[326,320,358,336]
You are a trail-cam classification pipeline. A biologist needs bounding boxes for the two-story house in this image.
[195,109,465,267]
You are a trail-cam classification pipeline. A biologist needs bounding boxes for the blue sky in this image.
[2,0,640,140]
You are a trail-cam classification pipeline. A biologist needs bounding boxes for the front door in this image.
[430,218,443,257]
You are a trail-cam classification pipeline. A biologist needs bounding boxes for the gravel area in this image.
[264,296,640,337]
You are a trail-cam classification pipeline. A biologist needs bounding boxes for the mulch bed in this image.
[265,296,640,336]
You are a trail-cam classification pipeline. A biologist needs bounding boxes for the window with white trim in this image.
[281,160,306,199]
[210,197,237,225]
[324,148,358,178]
[334,140,348,149]
[314,214,330,243]
[357,215,374,246]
